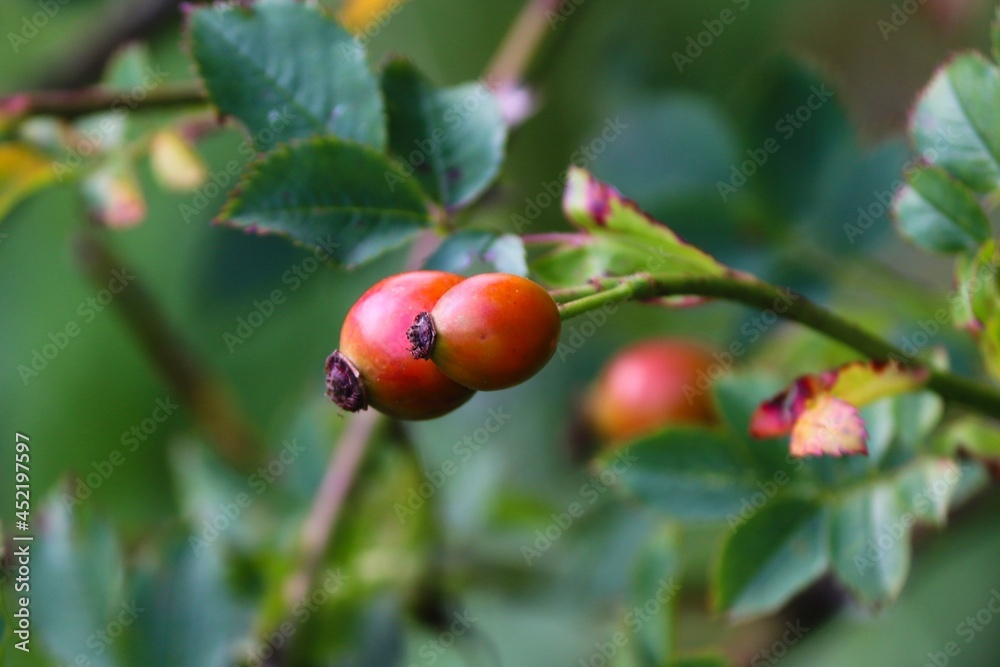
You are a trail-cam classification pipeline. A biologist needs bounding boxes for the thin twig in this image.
[0,82,206,121]
[74,231,262,469]
[282,409,382,607]
[486,0,566,88]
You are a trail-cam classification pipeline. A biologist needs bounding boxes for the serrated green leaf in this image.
[534,168,729,291]
[609,428,760,522]
[218,138,431,266]
[911,53,1000,192]
[382,59,506,209]
[630,525,679,667]
[32,497,124,667]
[188,0,385,151]
[830,483,910,606]
[123,543,250,667]
[422,229,527,276]
[714,497,828,619]
[893,166,989,253]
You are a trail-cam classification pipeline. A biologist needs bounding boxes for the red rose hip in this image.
[585,338,719,444]
[407,273,561,391]
[327,271,475,420]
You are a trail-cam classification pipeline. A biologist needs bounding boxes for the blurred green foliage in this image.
[3,0,1000,665]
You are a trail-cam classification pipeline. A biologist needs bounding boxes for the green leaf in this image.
[103,43,154,89]
[123,543,250,667]
[891,391,944,452]
[609,428,760,522]
[422,229,527,276]
[714,497,828,619]
[934,415,1000,459]
[830,483,910,606]
[382,59,506,209]
[893,457,961,526]
[911,53,1000,193]
[218,138,431,266]
[953,241,1000,330]
[187,0,385,151]
[893,166,989,253]
[32,497,125,667]
[533,168,729,290]
[630,524,679,667]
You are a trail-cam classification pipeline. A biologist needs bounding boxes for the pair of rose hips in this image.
[326,271,562,420]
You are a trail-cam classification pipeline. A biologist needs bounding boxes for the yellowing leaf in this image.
[828,360,929,407]
[0,142,55,221]
[149,130,207,192]
[790,396,868,457]
[338,0,407,33]
[751,360,928,458]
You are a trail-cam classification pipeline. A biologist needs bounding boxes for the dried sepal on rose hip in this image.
[584,338,719,445]
[407,273,562,391]
[326,271,476,421]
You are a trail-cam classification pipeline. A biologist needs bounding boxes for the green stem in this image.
[556,273,1000,416]
[0,82,206,121]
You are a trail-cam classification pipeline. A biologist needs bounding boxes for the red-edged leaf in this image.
[531,167,731,294]
[750,360,927,457]
[790,396,869,457]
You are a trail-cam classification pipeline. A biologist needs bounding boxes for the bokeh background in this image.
[2,0,1000,665]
